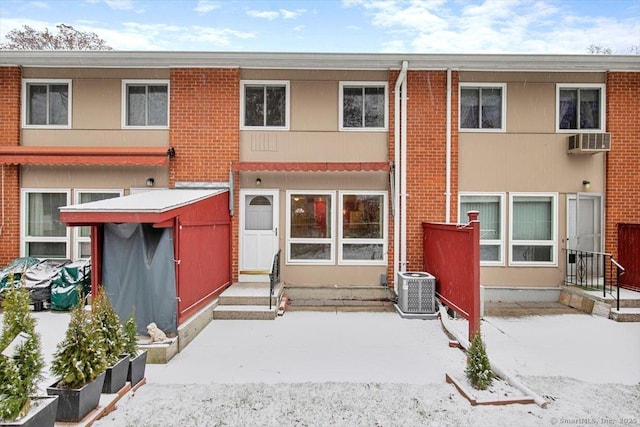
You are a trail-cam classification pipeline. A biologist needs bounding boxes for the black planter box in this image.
[0,396,58,427]
[127,350,147,387]
[47,370,106,422]
[102,354,130,394]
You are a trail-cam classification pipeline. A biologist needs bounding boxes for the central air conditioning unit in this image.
[567,133,611,154]
[397,272,436,314]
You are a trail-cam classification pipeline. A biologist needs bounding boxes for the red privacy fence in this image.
[422,211,480,339]
[618,223,640,291]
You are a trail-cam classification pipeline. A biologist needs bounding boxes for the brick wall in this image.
[387,70,458,281]
[0,67,22,265]
[606,72,640,259]
[169,68,240,279]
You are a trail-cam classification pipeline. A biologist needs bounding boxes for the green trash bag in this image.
[50,259,91,311]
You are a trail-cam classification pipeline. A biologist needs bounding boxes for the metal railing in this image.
[269,250,281,310]
[565,249,626,311]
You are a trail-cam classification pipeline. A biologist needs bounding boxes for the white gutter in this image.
[393,60,408,292]
[445,69,452,223]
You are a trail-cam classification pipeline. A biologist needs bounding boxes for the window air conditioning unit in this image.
[397,272,436,314]
[567,133,611,154]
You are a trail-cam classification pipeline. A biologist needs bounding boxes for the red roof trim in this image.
[0,146,170,166]
[233,162,390,172]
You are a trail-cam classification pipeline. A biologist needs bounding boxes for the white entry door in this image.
[567,193,603,281]
[239,190,279,282]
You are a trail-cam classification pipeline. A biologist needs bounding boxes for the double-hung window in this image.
[122,80,169,128]
[22,79,71,128]
[556,84,605,131]
[509,193,558,266]
[340,82,388,130]
[21,190,70,258]
[73,190,122,259]
[286,192,334,264]
[459,193,505,265]
[339,192,387,265]
[241,80,289,130]
[459,83,506,131]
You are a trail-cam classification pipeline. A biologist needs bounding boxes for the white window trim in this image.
[121,79,170,129]
[555,83,606,133]
[286,190,335,265]
[72,189,123,260]
[339,81,389,132]
[458,83,507,132]
[458,192,505,266]
[338,191,388,266]
[22,79,72,129]
[240,80,290,131]
[20,189,71,259]
[509,192,558,267]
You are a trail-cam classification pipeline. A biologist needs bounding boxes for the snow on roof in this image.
[60,189,226,214]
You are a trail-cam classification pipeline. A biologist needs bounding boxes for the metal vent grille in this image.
[398,272,436,314]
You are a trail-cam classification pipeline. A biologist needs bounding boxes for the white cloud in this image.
[29,1,50,9]
[195,0,220,15]
[293,25,305,32]
[280,9,306,19]
[247,10,280,20]
[104,0,135,11]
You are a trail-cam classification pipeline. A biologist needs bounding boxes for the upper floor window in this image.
[241,80,289,130]
[340,82,388,131]
[122,80,169,128]
[557,84,605,132]
[22,79,72,128]
[459,83,506,131]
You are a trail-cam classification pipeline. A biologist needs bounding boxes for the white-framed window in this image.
[22,79,72,128]
[509,193,558,266]
[73,190,123,259]
[459,83,506,131]
[286,191,334,264]
[459,193,505,265]
[339,82,388,131]
[21,189,71,259]
[339,191,387,265]
[240,80,289,130]
[556,84,605,132]
[122,80,169,128]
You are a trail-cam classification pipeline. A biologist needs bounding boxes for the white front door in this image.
[567,193,603,281]
[239,190,279,282]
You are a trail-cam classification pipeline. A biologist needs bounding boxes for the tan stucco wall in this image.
[239,171,389,285]
[458,71,607,287]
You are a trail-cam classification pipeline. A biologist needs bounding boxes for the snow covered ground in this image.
[7,309,639,426]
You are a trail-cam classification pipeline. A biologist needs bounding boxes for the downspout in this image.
[445,69,452,223]
[393,60,408,292]
[400,63,408,273]
[0,165,4,236]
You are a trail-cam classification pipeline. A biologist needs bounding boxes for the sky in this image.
[0,0,639,54]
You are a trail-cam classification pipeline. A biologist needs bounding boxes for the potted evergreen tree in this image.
[0,285,57,427]
[46,301,107,422]
[92,288,129,394]
[122,311,147,387]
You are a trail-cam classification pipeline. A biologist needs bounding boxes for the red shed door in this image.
[239,190,279,282]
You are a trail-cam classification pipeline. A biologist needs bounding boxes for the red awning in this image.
[233,162,390,172]
[0,146,171,166]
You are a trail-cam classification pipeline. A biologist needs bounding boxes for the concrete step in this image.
[610,308,640,322]
[286,299,395,312]
[218,282,283,306]
[285,285,394,301]
[213,305,278,320]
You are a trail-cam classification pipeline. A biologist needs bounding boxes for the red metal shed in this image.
[60,189,231,333]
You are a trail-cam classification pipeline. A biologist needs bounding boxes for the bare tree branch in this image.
[0,24,113,50]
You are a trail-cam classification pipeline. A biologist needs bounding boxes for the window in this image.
[459,83,506,131]
[459,193,505,265]
[340,82,388,130]
[122,80,169,128]
[557,84,605,131]
[22,79,71,127]
[21,190,70,258]
[73,190,122,259]
[241,80,289,129]
[286,192,334,264]
[339,192,387,265]
[509,193,557,266]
